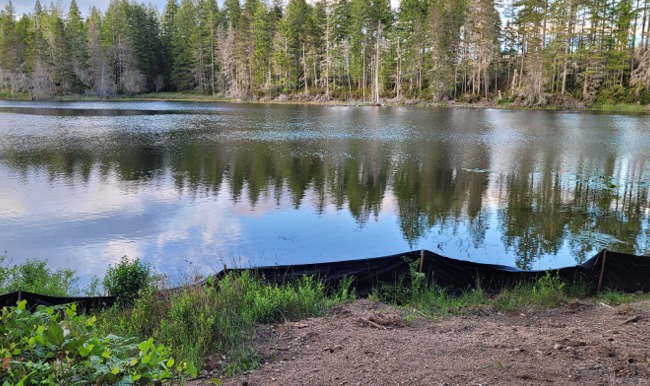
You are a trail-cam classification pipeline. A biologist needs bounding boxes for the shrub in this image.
[97,272,353,375]
[103,256,152,297]
[0,257,77,296]
[0,301,196,385]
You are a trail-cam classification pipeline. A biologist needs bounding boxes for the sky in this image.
[2,0,401,18]
[4,0,176,16]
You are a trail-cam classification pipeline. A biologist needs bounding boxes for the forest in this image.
[2,0,650,106]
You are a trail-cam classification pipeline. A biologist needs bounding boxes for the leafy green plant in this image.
[97,271,354,376]
[494,272,568,311]
[0,301,196,385]
[0,257,77,296]
[597,290,637,305]
[103,256,152,297]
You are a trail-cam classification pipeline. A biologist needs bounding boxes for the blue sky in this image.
[3,0,171,16]
[3,0,401,17]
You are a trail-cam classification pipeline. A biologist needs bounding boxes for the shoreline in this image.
[2,92,649,113]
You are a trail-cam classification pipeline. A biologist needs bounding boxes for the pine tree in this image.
[465,0,500,98]
[161,0,178,90]
[250,0,271,92]
[0,1,27,95]
[285,0,309,91]
[171,0,196,91]
[428,0,465,100]
[87,7,113,97]
[196,0,221,94]
[103,0,145,95]
[64,0,88,92]
[271,13,292,90]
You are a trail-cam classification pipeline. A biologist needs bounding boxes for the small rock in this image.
[554,343,563,350]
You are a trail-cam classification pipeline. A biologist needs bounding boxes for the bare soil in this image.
[195,299,650,385]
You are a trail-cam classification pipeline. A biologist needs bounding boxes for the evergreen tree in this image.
[87,7,114,97]
[0,1,27,95]
[102,0,145,95]
[171,0,196,91]
[64,0,89,91]
[250,0,271,92]
[161,0,178,90]
[196,0,221,94]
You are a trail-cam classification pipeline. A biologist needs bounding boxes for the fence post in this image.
[419,250,425,273]
[597,250,608,292]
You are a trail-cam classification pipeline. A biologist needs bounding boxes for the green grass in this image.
[375,264,600,318]
[3,92,649,113]
[95,272,355,375]
[0,301,196,384]
[596,289,640,305]
[2,258,648,380]
[133,92,231,102]
[590,103,649,113]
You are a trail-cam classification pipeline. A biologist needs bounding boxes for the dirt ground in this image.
[194,299,650,386]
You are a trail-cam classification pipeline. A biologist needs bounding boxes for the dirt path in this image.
[196,299,650,385]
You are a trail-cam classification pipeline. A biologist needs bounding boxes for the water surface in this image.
[0,100,648,284]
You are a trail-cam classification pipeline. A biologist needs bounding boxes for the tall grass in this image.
[375,264,598,318]
[96,271,355,375]
[2,258,647,378]
[590,103,649,112]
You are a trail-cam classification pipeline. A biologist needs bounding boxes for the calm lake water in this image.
[0,100,649,284]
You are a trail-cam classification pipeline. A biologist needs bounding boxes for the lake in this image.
[0,100,648,284]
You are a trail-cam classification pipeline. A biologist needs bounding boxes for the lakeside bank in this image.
[2,92,650,113]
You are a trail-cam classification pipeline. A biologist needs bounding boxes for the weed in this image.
[597,290,637,305]
[590,103,649,113]
[103,256,152,297]
[0,257,77,296]
[0,301,196,384]
[94,271,355,375]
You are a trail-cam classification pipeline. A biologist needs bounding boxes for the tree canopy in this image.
[2,0,650,105]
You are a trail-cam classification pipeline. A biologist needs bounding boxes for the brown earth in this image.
[192,299,650,386]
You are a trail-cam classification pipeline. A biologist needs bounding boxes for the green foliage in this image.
[102,256,152,297]
[5,0,650,104]
[494,272,568,311]
[597,290,637,305]
[0,301,196,385]
[0,257,77,296]
[590,103,649,113]
[98,271,354,375]
[375,257,487,317]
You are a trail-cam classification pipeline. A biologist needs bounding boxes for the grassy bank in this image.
[588,103,650,113]
[2,92,649,113]
[0,257,646,384]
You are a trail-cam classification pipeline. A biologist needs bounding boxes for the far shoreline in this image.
[2,92,650,114]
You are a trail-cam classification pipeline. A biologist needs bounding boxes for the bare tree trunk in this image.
[302,43,308,94]
[324,0,331,99]
[362,42,366,102]
[396,38,401,100]
[561,0,574,94]
[374,22,381,104]
[211,23,216,95]
[518,32,526,90]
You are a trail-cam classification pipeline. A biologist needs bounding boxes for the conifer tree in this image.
[64,0,89,91]
[0,1,27,95]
